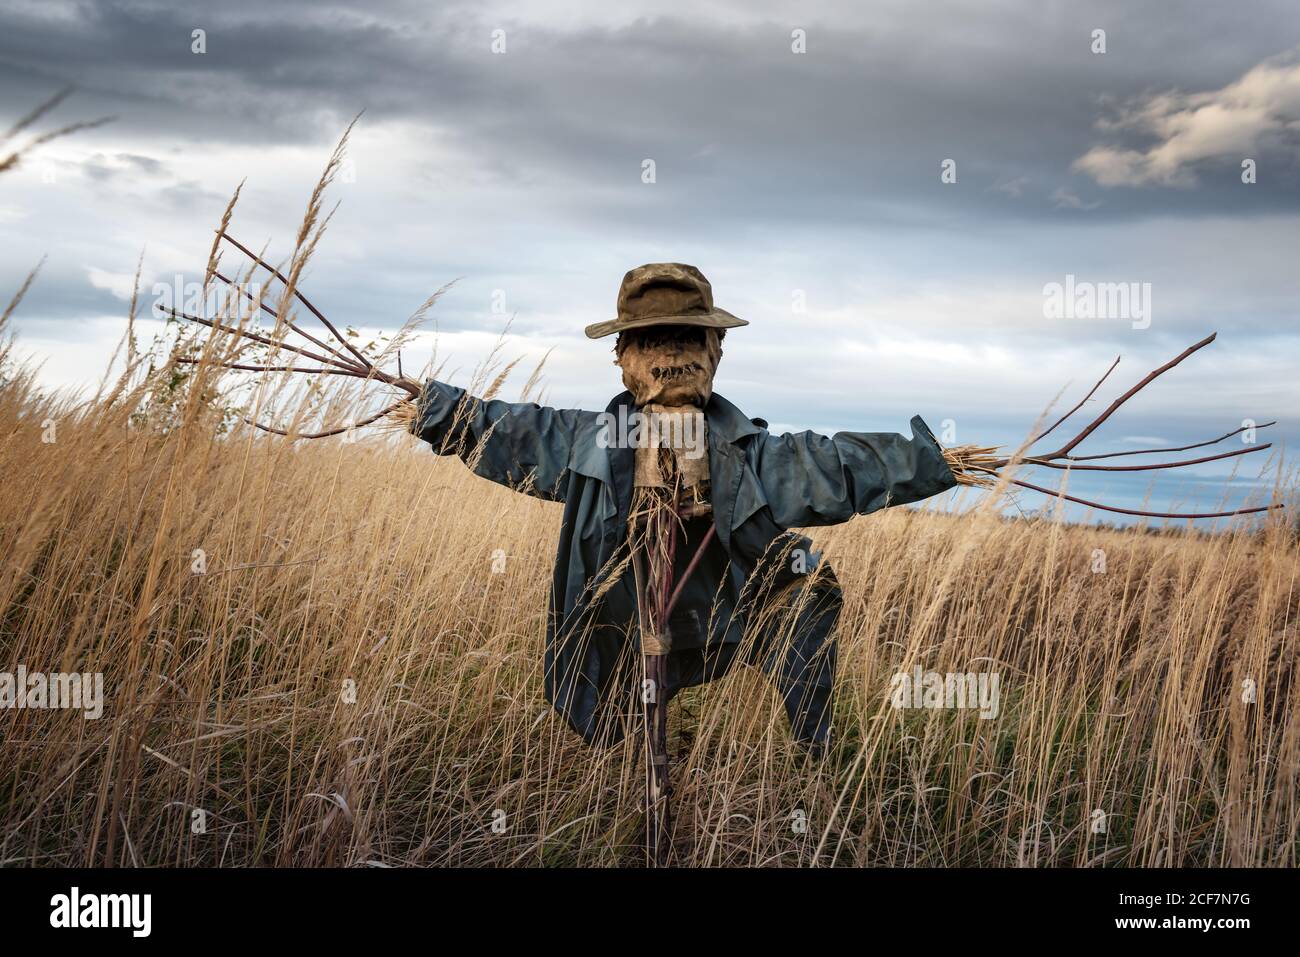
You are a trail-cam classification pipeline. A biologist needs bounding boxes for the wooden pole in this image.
[629,499,715,866]
[631,509,673,867]
[643,651,671,866]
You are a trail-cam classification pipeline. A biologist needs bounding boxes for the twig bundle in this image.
[942,445,1002,489]
[940,333,1284,520]
[170,227,431,438]
[379,399,420,435]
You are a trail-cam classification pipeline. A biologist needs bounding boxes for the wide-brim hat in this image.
[584,262,748,339]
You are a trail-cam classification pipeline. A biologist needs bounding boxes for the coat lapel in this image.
[704,394,763,552]
[594,391,763,551]
[601,391,637,532]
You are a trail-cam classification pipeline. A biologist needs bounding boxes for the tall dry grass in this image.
[1,350,1297,865]
[1,122,1296,867]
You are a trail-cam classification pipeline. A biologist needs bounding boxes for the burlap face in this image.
[615,325,722,407]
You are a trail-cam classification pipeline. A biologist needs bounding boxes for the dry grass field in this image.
[1,115,1296,867]
[1,312,1297,866]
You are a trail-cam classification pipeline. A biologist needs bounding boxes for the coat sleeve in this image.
[751,414,957,528]
[411,379,595,503]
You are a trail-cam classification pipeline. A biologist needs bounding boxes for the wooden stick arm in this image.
[942,333,1286,520]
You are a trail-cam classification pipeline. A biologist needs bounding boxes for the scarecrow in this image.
[409,263,960,861]
[178,236,1282,865]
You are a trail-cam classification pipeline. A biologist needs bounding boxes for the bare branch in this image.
[218,230,375,373]
[242,399,409,439]
[969,466,1283,520]
[1030,354,1120,446]
[212,269,365,373]
[944,333,1286,520]
[1023,443,1271,472]
[1064,421,1276,462]
[164,307,358,371]
[1046,332,1218,459]
[176,357,369,377]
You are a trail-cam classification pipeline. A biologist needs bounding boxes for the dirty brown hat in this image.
[584,262,749,339]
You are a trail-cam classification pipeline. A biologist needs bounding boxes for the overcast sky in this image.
[2,0,1298,522]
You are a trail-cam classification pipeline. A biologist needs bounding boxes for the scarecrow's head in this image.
[584,262,747,408]
[614,324,725,407]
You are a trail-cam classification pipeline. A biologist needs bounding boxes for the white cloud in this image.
[1050,187,1099,210]
[990,175,1030,198]
[1074,46,1300,187]
[1119,435,1169,446]
[85,266,140,301]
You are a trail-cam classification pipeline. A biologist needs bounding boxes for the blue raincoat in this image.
[413,381,956,748]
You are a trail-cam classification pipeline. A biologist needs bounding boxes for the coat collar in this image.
[598,391,763,550]
[704,392,765,445]
[601,390,763,447]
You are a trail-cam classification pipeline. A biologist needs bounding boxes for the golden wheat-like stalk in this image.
[942,444,1003,488]
[378,398,419,434]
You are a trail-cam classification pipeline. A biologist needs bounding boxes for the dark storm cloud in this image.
[4,0,1300,235]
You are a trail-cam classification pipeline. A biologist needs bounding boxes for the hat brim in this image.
[584,308,747,340]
